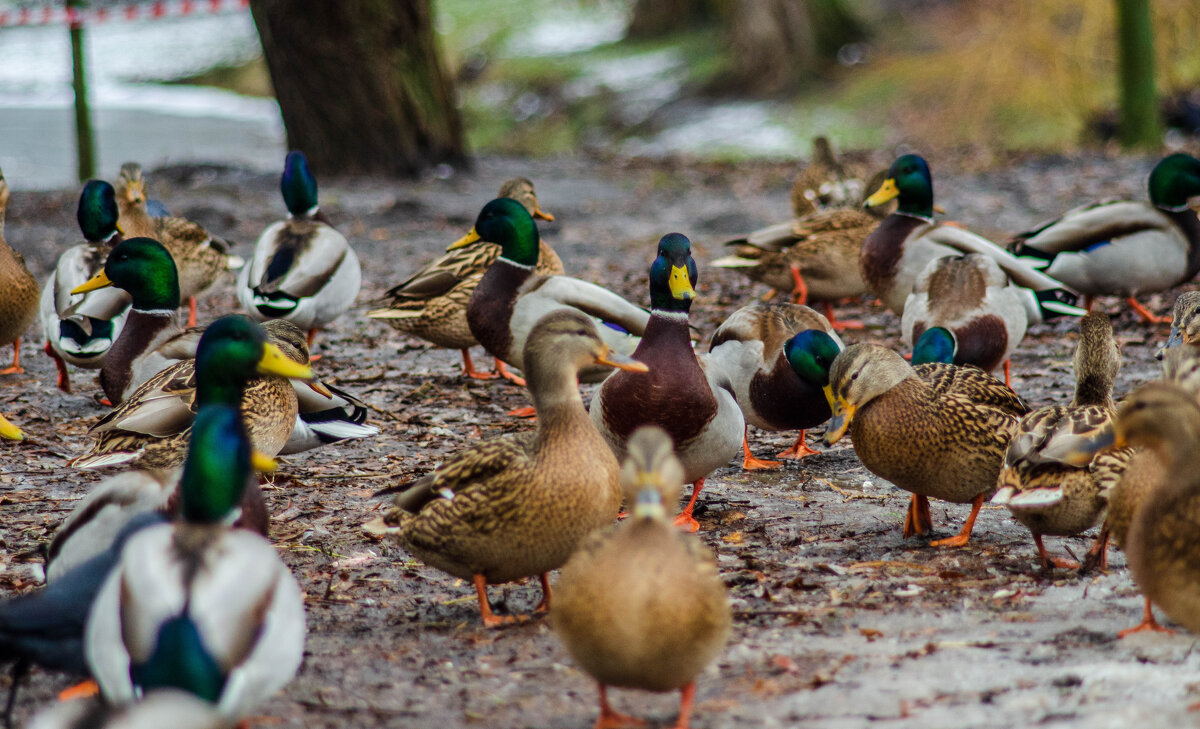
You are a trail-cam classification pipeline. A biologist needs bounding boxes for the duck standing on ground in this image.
[0,168,38,377]
[590,234,742,532]
[368,177,562,380]
[1009,153,1200,324]
[552,427,730,729]
[824,342,1028,547]
[238,151,361,346]
[363,311,646,627]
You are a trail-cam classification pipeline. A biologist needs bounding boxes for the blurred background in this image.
[1,0,1198,188]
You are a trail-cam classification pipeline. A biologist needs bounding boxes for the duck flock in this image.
[0,142,1199,728]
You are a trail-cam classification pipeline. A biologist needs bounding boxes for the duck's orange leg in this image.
[57,680,98,701]
[776,429,820,459]
[903,494,932,538]
[44,341,70,393]
[533,573,552,614]
[672,681,697,729]
[788,264,808,305]
[1033,533,1080,569]
[0,339,23,375]
[821,300,864,331]
[1081,525,1110,573]
[674,478,704,533]
[473,574,527,628]
[1119,596,1175,638]
[594,684,646,729]
[494,359,527,387]
[187,297,198,327]
[929,493,985,548]
[741,428,781,470]
[1126,297,1171,325]
[461,349,499,380]
[1003,359,1012,388]
[1083,295,1095,313]
[306,327,318,347]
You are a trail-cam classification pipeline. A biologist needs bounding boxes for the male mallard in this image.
[551,427,730,729]
[824,343,1028,547]
[368,177,562,380]
[237,151,361,344]
[39,181,131,393]
[27,689,228,729]
[590,234,743,532]
[363,310,646,627]
[901,253,1028,385]
[0,168,38,376]
[862,154,1085,323]
[451,198,649,385]
[707,301,842,469]
[992,313,1127,569]
[713,207,878,331]
[68,316,313,471]
[114,162,240,327]
[85,401,306,720]
[1009,153,1200,324]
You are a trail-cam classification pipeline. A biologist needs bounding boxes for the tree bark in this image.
[1115,0,1161,148]
[627,0,712,38]
[250,0,467,178]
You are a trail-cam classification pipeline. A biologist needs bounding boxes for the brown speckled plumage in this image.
[0,173,38,351]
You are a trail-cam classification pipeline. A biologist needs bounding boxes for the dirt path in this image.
[2,151,1198,728]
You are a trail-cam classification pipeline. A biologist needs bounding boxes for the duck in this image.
[712,207,878,331]
[901,253,1028,385]
[551,427,730,729]
[992,313,1127,569]
[113,162,241,327]
[1008,153,1200,324]
[27,689,229,729]
[0,168,38,377]
[706,301,842,470]
[590,234,743,532]
[39,181,131,393]
[824,342,1028,547]
[84,400,306,721]
[237,151,361,345]
[68,315,314,471]
[363,310,646,627]
[368,177,562,381]
[789,136,877,216]
[1156,289,1200,357]
[452,197,649,385]
[862,154,1085,323]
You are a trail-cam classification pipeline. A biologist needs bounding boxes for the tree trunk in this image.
[1115,0,1161,148]
[250,0,467,178]
[627,0,711,38]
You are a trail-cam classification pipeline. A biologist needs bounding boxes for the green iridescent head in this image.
[451,197,541,266]
[911,326,957,365]
[866,154,934,218]
[281,150,319,216]
[130,613,226,702]
[784,329,842,388]
[77,180,120,242]
[1148,153,1200,210]
[179,405,250,523]
[648,233,698,312]
[99,237,180,311]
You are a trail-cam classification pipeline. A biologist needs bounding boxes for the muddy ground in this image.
[2,151,1200,728]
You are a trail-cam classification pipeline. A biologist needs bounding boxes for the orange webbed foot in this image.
[741,428,780,469]
[1126,297,1171,325]
[494,359,527,386]
[0,366,23,376]
[507,406,537,418]
[928,533,972,548]
[461,349,500,380]
[595,685,648,729]
[57,680,98,701]
[1119,597,1175,638]
[673,512,700,533]
[776,430,819,459]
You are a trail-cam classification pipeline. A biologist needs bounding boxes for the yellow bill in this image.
[822,384,836,412]
[865,178,899,208]
[125,180,145,204]
[251,450,278,473]
[669,265,695,300]
[447,228,481,251]
[257,342,314,380]
[533,207,555,222]
[596,347,649,373]
[0,413,23,441]
[307,380,334,398]
[822,397,856,445]
[71,270,113,295]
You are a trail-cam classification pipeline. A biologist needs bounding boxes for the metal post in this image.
[68,0,96,181]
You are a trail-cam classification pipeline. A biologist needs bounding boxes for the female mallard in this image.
[39,181,131,393]
[712,207,878,331]
[551,427,730,729]
[237,151,361,345]
[363,310,646,627]
[452,197,649,385]
[992,313,1127,569]
[114,162,240,327]
[1009,153,1200,324]
[902,253,1028,385]
[824,343,1028,547]
[789,136,876,216]
[368,177,562,380]
[84,401,305,721]
[590,234,743,532]
[1157,290,1200,357]
[862,154,1084,323]
[0,169,38,376]
[68,316,313,471]
[707,301,842,469]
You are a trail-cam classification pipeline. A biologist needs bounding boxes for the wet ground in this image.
[2,151,1199,728]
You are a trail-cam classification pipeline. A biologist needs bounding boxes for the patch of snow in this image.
[505,3,627,56]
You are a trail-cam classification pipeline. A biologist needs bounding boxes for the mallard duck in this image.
[363,310,645,627]
[901,253,1028,385]
[27,689,229,729]
[368,177,562,380]
[824,343,1028,546]
[40,181,131,393]
[862,154,1085,323]
[114,162,241,327]
[68,316,313,471]
[85,401,306,720]
[551,427,730,729]
[706,301,842,469]
[0,169,38,376]
[451,197,649,385]
[992,313,1127,569]
[1009,153,1200,324]
[237,151,361,344]
[789,136,878,216]
[590,234,742,532]
[1156,290,1200,357]
[713,207,877,330]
